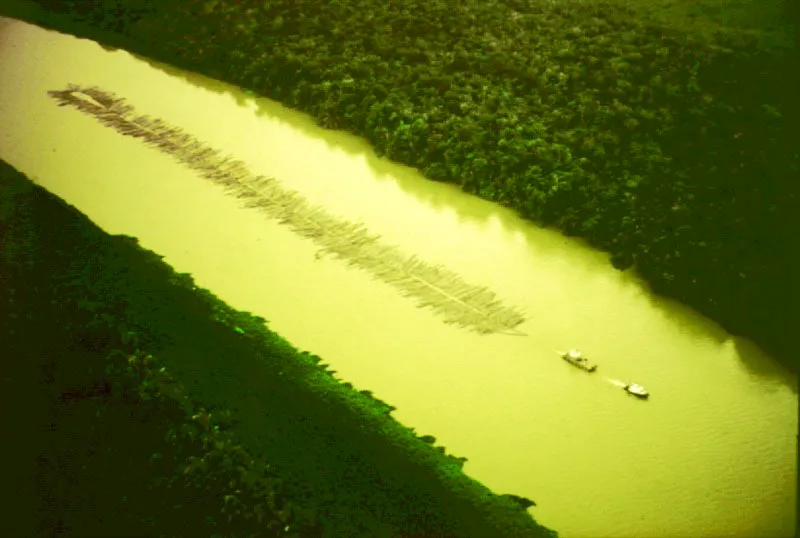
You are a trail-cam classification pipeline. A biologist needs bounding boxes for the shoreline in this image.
[0,159,556,536]
[1,0,794,372]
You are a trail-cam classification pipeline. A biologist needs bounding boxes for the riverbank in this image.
[2,0,795,372]
[0,160,556,537]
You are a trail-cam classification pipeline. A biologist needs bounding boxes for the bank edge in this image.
[0,0,795,375]
[0,161,557,536]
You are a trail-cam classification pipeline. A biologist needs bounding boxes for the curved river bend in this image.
[0,18,796,538]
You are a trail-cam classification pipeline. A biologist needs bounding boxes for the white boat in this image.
[556,349,597,372]
[624,383,649,399]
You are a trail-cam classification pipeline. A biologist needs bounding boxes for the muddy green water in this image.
[0,18,796,538]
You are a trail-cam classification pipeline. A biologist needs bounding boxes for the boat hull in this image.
[561,354,597,372]
[624,385,649,399]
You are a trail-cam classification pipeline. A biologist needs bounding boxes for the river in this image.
[0,17,796,538]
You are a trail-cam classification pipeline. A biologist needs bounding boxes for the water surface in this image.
[0,18,796,538]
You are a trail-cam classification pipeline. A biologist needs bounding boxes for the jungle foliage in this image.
[10,0,800,366]
[0,167,320,537]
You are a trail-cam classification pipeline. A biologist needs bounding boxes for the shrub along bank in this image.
[1,1,797,366]
[0,160,555,537]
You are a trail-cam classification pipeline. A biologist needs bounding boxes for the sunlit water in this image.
[0,18,796,538]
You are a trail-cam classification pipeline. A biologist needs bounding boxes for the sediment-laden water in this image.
[0,17,796,538]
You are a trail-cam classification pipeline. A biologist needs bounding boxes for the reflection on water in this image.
[735,337,799,393]
[0,18,796,538]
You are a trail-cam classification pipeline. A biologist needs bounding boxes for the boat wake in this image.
[606,378,628,388]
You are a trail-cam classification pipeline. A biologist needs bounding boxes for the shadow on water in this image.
[636,282,731,347]
[639,281,797,393]
[733,337,798,394]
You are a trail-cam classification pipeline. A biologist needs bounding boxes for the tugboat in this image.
[557,349,597,372]
[624,383,649,399]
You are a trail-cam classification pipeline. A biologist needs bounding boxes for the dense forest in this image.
[6,0,799,369]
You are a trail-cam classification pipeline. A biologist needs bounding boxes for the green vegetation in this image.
[0,161,555,536]
[3,0,793,369]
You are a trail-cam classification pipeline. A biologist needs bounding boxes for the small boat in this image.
[557,349,597,372]
[624,383,649,399]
